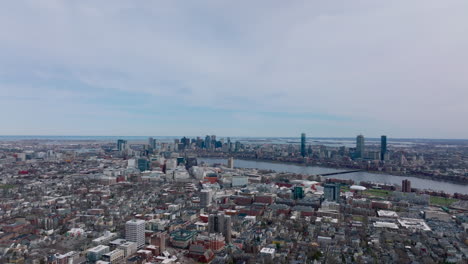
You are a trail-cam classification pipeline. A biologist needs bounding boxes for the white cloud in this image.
[1,0,468,137]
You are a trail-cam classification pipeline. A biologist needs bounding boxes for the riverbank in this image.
[199,155,468,189]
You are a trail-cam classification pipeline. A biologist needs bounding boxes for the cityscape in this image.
[0,134,467,263]
[2,1,468,264]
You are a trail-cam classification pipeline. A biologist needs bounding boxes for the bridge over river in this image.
[197,157,468,194]
[319,170,363,176]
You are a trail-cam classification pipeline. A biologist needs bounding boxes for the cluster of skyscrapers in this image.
[355,134,387,161]
[300,133,388,161]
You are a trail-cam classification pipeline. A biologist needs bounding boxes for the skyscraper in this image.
[199,189,212,207]
[227,157,234,169]
[137,158,149,172]
[356,135,365,159]
[234,141,241,152]
[402,179,411,193]
[293,186,304,200]
[300,133,306,157]
[148,137,156,150]
[125,219,145,249]
[117,139,127,152]
[151,232,167,252]
[208,213,232,243]
[324,183,341,201]
[380,135,387,161]
[204,135,211,149]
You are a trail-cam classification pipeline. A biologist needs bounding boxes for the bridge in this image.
[319,170,363,176]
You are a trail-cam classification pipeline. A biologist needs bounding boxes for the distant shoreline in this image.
[2,135,468,142]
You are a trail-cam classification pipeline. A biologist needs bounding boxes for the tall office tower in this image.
[211,135,216,144]
[293,186,304,200]
[152,232,167,252]
[200,189,212,207]
[224,215,232,243]
[208,214,215,233]
[356,135,365,159]
[235,141,241,152]
[301,133,306,157]
[148,137,156,150]
[117,139,128,152]
[227,157,234,169]
[380,135,387,161]
[125,219,146,249]
[402,179,411,193]
[181,137,190,148]
[205,135,211,149]
[185,156,198,169]
[137,158,149,172]
[208,213,232,243]
[324,183,341,201]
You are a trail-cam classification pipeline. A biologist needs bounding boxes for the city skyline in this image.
[1,1,468,263]
[2,1,468,138]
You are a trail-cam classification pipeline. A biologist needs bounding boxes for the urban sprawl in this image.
[0,135,467,264]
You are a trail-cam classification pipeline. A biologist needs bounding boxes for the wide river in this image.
[198,158,468,195]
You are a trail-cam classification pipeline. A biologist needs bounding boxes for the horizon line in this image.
[1,135,468,141]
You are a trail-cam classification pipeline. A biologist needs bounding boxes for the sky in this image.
[1,1,468,138]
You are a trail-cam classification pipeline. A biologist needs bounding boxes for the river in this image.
[198,158,468,195]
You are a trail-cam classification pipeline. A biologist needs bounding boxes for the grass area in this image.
[340,186,350,193]
[363,189,392,198]
[352,215,364,222]
[0,184,15,189]
[430,196,458,206]
[355,187,458,207]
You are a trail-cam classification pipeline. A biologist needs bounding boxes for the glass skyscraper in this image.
[301,133,306,157]
[356,135,365,159]
[380,135,387,161]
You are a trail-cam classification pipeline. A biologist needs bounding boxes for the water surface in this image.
[199,158,468,195]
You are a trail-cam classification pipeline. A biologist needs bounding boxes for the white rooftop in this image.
[373,222,399,229]
[398,218,431,231]
[260,247,275,255]
[350,185,367,191]
[377,210,399,218]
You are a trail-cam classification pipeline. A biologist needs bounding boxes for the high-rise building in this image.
[185,156,198,169]
[324,183,341,201]
[151,232,167,252]
[402,179,411,193]
[227,157,234,169]
[356,135,365,159]
[180,137,190,148]
[117,139,127,152]
[380,135,387,161]
[137,158,149,172]
[307,145,313,156]
[200,189,212,207]
[208,213,232,243]
[125,219,146,249]
[224,215,232,243]
[301,133,306,157]
[148,137,156,150]
[235,141,241,152]
[204,135,211,149]
[293,186,304,200]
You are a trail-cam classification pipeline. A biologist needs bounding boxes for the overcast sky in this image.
[1,1,467,138]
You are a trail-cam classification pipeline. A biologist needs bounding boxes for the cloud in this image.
[1,0,468,137]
